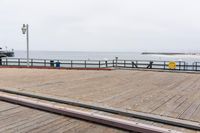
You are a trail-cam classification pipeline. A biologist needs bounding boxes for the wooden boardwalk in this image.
[0,101,128,133]
[0,68,200,132]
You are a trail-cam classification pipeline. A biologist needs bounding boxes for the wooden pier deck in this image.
[0,101,128,133]
[0,68,200,132]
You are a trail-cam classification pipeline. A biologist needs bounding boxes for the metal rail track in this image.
[0,88,199,131]
[0,92,181,133]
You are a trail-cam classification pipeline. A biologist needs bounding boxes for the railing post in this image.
[44,60,46,67]
[136,61,138,68]
[179,61,181,71]
[105,61,108,68]
[164,61,166,70]
[124,60,126,68]
[183,62,186,71]
[196,62,198,71]
[85,60,87,68]
[115,57,118,67]
[71,60,73,68]
[31,59,33,66]
[18,59,20,66]
[6,58,8,66]
[113,60,114,67]
[99,61,101,68]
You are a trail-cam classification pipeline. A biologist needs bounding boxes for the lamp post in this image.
[21,24,30,67]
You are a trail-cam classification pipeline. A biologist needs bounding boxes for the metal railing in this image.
[114,60,189,71]
[0,58,114,69]
[0,58,200,71]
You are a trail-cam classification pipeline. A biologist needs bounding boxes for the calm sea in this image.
[13,51,200,64]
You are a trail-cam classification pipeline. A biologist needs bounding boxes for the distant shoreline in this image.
[141,52,200,55]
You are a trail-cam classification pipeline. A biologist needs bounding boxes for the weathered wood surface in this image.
[0,101,128,133]
[0,68,200,132]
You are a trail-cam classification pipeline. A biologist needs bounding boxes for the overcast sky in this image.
[0,0,200,52]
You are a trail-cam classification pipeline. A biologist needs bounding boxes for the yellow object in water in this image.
[168,62,176,69]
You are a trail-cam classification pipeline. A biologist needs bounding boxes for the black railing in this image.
[1,58,200,72]
[114,60,189,71]
[0,58,115,69]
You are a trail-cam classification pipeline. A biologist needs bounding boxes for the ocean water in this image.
[13,51,200,64]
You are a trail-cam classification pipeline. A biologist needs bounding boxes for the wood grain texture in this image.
[0,101,128,133]
[0,68,200,132]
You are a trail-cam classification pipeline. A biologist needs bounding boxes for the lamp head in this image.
[21,24,27,34]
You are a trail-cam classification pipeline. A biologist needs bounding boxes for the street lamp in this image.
[21,24,30,67]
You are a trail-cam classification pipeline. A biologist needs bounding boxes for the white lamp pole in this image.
[22,24,30,67]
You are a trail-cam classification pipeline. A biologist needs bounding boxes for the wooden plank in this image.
[179,101,200,120]
[28,118,74,133]
[0,110,45,131]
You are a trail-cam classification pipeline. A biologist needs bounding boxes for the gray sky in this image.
[0,0,200,52]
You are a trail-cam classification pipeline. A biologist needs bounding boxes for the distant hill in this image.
[141,52,198,55]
